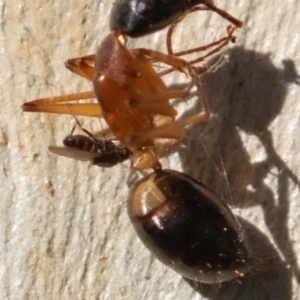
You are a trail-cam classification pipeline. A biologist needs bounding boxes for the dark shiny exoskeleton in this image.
[128,169,252,283]
[110,0,243,37]
[49,134,132,168]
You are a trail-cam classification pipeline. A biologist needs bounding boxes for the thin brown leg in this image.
[166,0,242,56]
[166,6,208,55]
[186,25,236,66]
[69,113,98,140]
[202,0,243,28]
[159,25,236,77]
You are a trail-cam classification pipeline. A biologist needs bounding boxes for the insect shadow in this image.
[172,46,300,298]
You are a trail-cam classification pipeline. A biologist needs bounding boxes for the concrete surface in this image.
[1,0,300,299]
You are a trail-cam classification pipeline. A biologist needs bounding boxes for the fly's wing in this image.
[49,146,101,162]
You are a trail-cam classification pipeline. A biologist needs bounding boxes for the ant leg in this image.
[129,68,210,144]
[173,25,236,58]
[68,112,98,140]
[159,25,236,77]
[129,79,194,117]
[143,77,210,142]
[131,50,209,119]
[202,1,243,28]
[22,91,102,117]
[166,6,208,55]
[131,109,210,144]
[167,0,242,55]
[138,108,210,143]
[65,54,95,81]
[129,78,211,143]
[133,48,189,75]
[183,25,236,65]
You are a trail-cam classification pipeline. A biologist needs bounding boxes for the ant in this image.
[21,1,251,284]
